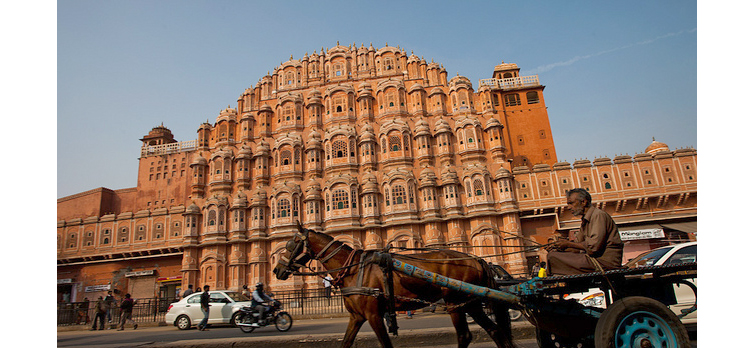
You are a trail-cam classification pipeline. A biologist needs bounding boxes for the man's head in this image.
[125,293,131,299]
[256,282,264,291]
[566,188,591,216]
[188,284,193,289]
[243,285,248,290]
[203,285,210,291]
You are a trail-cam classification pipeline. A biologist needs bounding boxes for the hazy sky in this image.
[56,1,697,198]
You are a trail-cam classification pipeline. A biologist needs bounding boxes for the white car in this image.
[566,241,697,326]
[165,290,252,330]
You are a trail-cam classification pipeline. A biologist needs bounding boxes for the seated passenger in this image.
[546,188,623,275]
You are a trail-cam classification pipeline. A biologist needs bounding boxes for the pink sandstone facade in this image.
[57,43,696,303]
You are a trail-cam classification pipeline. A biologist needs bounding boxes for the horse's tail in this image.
[478,259,515,348]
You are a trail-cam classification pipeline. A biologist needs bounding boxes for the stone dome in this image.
[645,138,670,154]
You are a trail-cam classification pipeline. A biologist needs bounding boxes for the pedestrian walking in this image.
[323,275,333,299]
[104,291,116,324]
[117,293,138,330]
[182,285,194,299]
[90,296,107,330]
[198,285,211,331]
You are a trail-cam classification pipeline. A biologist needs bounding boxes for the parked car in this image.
[165,290,251,330]
[565,241,697,327]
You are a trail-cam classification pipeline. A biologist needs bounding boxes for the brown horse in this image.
[273,223,516,348]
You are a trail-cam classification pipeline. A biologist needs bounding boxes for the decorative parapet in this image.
[140,139,198,157]
[478,75,540,91]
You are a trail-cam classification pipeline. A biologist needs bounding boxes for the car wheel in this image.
[175,315,191,330]
[231,312,241,327]
[508,309,522,321]
[594,296,690,348]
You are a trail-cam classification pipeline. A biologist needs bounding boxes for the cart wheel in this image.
[594,296,690,348]
[537,328,594,348]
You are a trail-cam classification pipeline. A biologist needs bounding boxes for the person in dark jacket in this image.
[117,294,138,330]
[90,296,107,330]
[104,291,116,324]
[198,285,211,331]
[182,285,194,299]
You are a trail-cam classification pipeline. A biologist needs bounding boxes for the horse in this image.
[273,223,516,348]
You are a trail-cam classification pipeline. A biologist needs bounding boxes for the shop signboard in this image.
[58,278,73,284]
[620,228,665,241]
[84,284,111,292]
[157,276,182,283]
[125,270,155,277]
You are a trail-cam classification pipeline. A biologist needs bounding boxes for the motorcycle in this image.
[234,299,293,333]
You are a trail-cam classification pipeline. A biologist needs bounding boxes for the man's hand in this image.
[546,239,584,253]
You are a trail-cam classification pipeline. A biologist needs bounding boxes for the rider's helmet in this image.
[255,282,264,290]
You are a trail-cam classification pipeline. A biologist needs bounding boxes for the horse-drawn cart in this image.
[275,224,696,348]
[391,255,697,348]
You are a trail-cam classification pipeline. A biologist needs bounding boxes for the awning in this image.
[660,221,697,234]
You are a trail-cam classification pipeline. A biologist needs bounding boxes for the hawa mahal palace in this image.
[57,43,697,302]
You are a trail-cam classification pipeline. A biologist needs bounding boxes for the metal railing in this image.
[479,75,540,90]
[270,288,346,317]
[57,297,178,327]
[140,140,198,157]
[57,289,346,326]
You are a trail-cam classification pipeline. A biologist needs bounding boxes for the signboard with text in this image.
[620,228,665,241]
[125,270,155,277]
[85,284,111,292]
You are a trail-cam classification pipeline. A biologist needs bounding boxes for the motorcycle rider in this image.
[251,282,274,327]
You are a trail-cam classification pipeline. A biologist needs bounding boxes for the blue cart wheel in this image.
[594,296,690,348]
[614,311,677,347]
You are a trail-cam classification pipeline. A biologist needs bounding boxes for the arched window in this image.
[333,140,347,158]
[389,135,401,151]
[333,190,348,210]
[279,198,290,217]
[474,179,484,196]
[208,210,216,226]
[605,182,612,189]
[392,185,406,205]
[280,150,291,166]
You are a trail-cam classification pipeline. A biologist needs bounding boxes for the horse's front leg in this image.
[341,313,366,348]
[448,309,473,348]
[466,303,514,348]
[365,308,394,348]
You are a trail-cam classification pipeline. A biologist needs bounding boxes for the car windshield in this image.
[625,246,673,268]
[224,291,246,302]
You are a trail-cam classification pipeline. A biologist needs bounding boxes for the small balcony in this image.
[141,140,198,157]
[478,75,540,91]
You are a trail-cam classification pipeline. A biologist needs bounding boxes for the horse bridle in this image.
[278,228,313,275]
[278,227,350,276]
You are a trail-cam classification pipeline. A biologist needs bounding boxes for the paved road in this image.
[57,313,696,348]
[58,314,519,347]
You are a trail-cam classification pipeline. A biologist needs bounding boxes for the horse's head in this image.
[273,221,314,280]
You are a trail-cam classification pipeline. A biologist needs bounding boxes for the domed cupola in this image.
[360,170,379,193]
[645,137,670,155]
[232,191,248,209]
[414,118,431,137]
[216,106,238,123]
